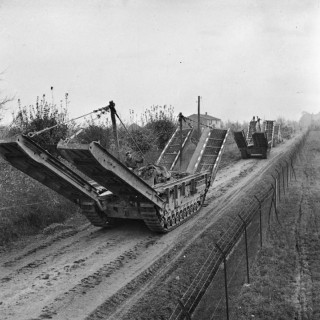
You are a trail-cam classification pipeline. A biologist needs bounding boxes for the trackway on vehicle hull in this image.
[0,135,301,320]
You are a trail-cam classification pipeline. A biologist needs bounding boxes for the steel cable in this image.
[27,102,112,138]
[209,222,261,320]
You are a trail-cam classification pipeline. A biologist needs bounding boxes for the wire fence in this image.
[169,130,309,320]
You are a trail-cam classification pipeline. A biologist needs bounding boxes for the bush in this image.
[75,121,113,150]
[145,119,176,150]
[8,95,69,152]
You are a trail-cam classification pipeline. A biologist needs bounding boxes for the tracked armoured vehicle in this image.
[233,117,274,159]
[0,102,229,232]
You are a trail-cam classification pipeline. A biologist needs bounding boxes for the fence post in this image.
[267,184,276,229]
[270,183,282,227]
[290,158,297,181]
[275,168,281,202]
[285,160,289,187]
[238,215,250,284]
[177,299,191,320]
[281,163,286,195]
[271,175,278,210]
[216,244,229,320]
[254,195,263,247]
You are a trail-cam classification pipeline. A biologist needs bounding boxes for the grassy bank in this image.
[235,131,320,320]
[0,158,77,246]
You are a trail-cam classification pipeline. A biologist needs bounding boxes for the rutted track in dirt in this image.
[0,135,302,320]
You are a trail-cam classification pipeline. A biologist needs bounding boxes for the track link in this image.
[80,201,109,227]
[141,197,203,233]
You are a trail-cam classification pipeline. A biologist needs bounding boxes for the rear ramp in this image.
[0,135,104,204]
[263,120,275,147]
[57,141,164,209]
[156,127,193,170]
[273,124,282,144]
[187,128,229,180]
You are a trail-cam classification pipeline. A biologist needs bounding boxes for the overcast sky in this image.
[1,0,320,125]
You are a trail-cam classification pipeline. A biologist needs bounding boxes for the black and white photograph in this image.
[0,1,319,319]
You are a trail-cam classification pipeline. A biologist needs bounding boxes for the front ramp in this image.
[58,141,164,208]
[0,135,103,204]
[233,130,248,149]
[233,130,250,159]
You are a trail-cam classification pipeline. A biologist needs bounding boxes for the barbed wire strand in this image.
[209,223,261,320]
[171,187,274,319]
[170,148,303,320]
[170,204,253,319]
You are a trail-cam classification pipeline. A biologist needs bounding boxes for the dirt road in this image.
[0,135,302,320]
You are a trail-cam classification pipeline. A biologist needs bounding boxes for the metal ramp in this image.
[273,124,282,144]
[0,135,104,204]
[156,127,193,170]
[263,120,275,147]
[252,132,269,148]
[187,128,229,179]
[234,130,250,159]
[57,141,164,208]
[233,130,269,159]
[234,130,248,149]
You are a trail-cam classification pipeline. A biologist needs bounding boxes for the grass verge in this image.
[0,159,77,246]
[235,131,320,320]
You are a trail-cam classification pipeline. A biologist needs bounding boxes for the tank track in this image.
[81,197,204,232]
[141,196,203,233]
[80,201,118,227]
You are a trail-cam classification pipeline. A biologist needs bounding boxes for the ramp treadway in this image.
[0,135,103,204]
[58,141,164,208]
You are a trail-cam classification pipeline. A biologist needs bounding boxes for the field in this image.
[0,130,319,319]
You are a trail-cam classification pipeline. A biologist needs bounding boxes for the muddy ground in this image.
[0,133,304,320]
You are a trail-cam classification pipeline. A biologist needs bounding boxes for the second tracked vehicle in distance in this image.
[233,117,275,159]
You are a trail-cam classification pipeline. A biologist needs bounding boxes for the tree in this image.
[75,119,112,150]
[0,98,8,123]
[276,117,286,127]
[0,89,11,123]
[9,95,69,153]
[120,126,154,154]
[145,119,176,150]
[222,120,248,133]
[141,105,177,150]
